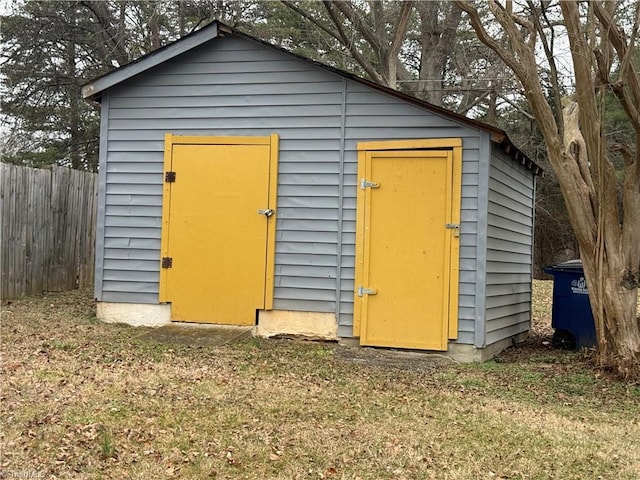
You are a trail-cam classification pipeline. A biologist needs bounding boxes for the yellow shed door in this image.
[356,147,461,350]
[160,136,278,325]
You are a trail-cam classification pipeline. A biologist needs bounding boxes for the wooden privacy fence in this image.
[0,163,98,300]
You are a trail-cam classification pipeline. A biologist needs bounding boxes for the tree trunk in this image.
[559,1,640,377]
[416,1,463,105]
[148,1,161,50]
[487,90,497,124]
[456,0,640,379]
[551,96,640,380]
[550,106,640,376]
[581,253,640,375]
[382,0,413,90]
[67,6,81,170]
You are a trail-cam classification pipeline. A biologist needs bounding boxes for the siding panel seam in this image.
[474,133,490,348]
[335,79,347,324]
[95,93,111,301]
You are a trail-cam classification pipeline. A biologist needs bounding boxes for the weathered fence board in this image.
[0,163,98,300]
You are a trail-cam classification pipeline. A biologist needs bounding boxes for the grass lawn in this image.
[1,281,639,479]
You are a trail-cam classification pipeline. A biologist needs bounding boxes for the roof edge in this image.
[81,20,542,175]
[228,27,542,176]
[82,22,221,99]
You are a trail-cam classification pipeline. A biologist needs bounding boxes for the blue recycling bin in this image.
[543,260,597,349]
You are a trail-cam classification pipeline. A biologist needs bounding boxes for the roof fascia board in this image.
[82,22,220,99]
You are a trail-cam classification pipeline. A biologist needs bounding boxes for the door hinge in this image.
[165,171,176,183]
[161,257,173,268]
[360,179,380,189]
[357,286,377,297]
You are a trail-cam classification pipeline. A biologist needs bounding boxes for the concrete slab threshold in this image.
[135,323,253,347]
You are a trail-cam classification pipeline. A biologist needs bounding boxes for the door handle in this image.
[258,209,275,217]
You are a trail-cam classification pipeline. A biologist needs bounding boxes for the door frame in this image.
[353,138,462,345]
[159,133,279,310]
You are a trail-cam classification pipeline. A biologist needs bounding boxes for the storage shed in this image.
[83,21,541,361]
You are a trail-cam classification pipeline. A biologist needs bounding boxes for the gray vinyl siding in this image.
[98,36,345,307]
[484,146,535,345]
[95,33,484,344]
[94,93,110,302]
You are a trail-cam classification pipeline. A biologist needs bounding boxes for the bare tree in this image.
[456,0,640,378]
[279,0,413,88]
[1,0,257,170]
[279,1,523,115]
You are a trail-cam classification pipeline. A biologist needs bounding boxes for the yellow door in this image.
[160,135,278,325]
[355,141,461,350]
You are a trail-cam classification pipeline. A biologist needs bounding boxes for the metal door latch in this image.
[357,286,377,297]
[445,223,460,237]
[360,179,380,189]
[258,209,275,217]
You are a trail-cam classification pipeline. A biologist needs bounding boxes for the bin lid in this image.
[543,259,584,274]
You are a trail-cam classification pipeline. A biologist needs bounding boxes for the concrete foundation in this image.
[447,331,529,362]
[97,302,171,327]
[257,310,338,340]
[95,301,527,363]
[338,332,529,363]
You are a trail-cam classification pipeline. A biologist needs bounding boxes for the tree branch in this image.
[322,1,386,85]
[593,2,640,275]
[388,1,412,60]
[618,2,640,83]
[593,1,640,137]
[526,0,564,139]
[280,1,342,43]
[497,93,535,120]
[456,0,557,137]
[79,0,129,66]
[454,1,526,80]
[457,0,598,251]
[331,1,381,51]
[560,1,603,160]
[384,0,413,89]
[493,0,536,49]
